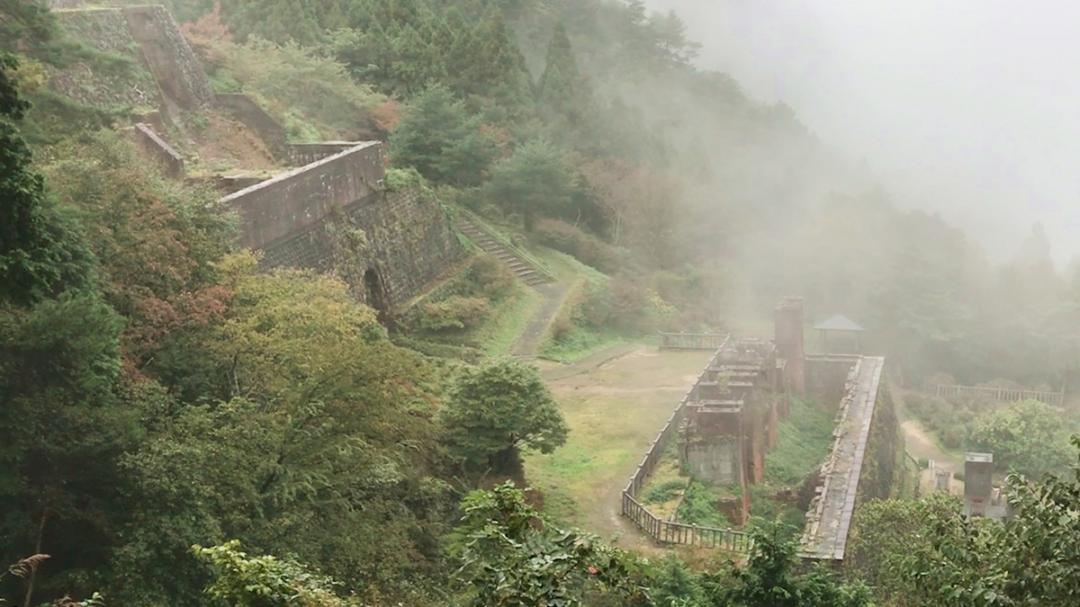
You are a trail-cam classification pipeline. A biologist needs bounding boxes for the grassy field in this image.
[523,347,713,544]
[539,326,632,363]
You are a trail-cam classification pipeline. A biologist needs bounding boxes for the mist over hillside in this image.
[645,0,1080,265]
[2,2,1078,606]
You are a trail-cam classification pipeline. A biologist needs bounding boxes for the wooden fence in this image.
[620,339,752,553]
[659,332,731,350]
[621,493,753,552]
[934,384,1064,407]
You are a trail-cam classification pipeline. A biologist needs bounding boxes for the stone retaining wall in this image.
[51,5,214,113]
[288,142,369,166]
[132,122,185,178]
[216,93,289,159]
[221,142,385,250]
[221,142,463,310]
[122,5,214,110]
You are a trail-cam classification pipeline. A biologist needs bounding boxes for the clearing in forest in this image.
[524,346,713,550]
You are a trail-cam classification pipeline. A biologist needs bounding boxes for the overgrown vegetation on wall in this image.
[183,5,391,141]
[858,384,905,502]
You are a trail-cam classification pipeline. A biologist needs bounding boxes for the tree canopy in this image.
[440,358,567,475]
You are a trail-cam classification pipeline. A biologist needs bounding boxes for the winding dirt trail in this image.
[891,382,964,494]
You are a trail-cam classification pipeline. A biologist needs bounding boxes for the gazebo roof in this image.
[814,314,865,332]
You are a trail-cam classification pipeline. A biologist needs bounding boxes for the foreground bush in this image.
[415,295,491,332]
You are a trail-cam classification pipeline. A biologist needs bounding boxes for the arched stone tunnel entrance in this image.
[363,267,389,320]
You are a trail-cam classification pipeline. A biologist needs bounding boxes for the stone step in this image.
[456,218,553,286]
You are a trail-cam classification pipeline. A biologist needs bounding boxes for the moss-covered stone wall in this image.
[857,379,904,501]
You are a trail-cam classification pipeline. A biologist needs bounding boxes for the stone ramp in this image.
[800,356,885,561]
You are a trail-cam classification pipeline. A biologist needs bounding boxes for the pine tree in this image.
[537,22,591,125]
[446,9,529,107]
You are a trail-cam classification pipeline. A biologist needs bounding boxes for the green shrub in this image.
[390,333,485,363]
[461,255,515,301]
[415,296,491,332]
[644,479,687,504]
[676,482,737,527]
[532,218,623,273]
[939,427,964,450]
[968,399,1077,477]
[580,276,674,334]
[549,310,574,342]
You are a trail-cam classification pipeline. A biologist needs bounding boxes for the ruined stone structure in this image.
[775,297,807,395]
[131,122,185,178]
[51,5,213,115]
[963,452,993,516]
[47,4,466,314]
[621,340,755,553]
[122,5,214,110]
[220,142,465,311]
[963,452,1008,519]
[680,339,784,524]
[623,299,899,562]
[799,355,887,561]
[215,93,291,159]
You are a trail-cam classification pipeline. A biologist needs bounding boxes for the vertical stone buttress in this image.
[775,297,807,397]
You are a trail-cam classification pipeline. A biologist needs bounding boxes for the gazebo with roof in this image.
[814,314,865,353]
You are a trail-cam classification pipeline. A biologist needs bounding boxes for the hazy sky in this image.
[644,0,1080,263]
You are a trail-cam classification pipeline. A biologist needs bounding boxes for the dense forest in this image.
[1,1,1078,605]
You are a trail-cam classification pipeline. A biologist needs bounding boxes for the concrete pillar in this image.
[963,453,993,517]
[775,297,806,396]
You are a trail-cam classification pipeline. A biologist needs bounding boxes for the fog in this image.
[644,0,1080,264]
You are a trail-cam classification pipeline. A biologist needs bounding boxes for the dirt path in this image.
[537,342,640,382]
[891,382,963,494]
[900,419,958,469]
[510,280,574,356]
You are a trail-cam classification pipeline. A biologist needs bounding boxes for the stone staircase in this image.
[457,218,553,287]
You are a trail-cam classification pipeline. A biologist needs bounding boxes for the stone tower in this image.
[774,297,806,396]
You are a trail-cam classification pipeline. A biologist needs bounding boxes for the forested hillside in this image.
[2,1,1079,606]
